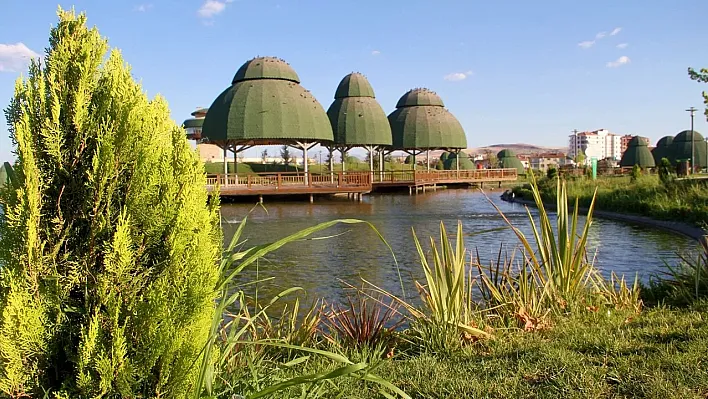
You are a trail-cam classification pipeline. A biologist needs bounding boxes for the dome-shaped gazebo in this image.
[388,88,467,171]
[497,149,525,173]
[651,136,674,165]
[670,130,707,170]
[327,72,391,173]
[444,155,474,170]
[620,136,655,168]
[202,56,333,183]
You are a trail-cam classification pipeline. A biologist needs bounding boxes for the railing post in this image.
[308,172,313,187]
[337,172,342,187]
[247,175,252,188]
[277,173,282,190]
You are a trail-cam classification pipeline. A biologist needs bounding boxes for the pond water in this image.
[221,189,696,304]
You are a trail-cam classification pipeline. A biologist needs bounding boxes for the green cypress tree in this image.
[0,9,220,398]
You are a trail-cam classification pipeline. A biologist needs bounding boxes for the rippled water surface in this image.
[221,189,695,303]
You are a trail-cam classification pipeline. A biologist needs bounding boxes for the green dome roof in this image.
[652,135,675,164]
[203,57,333,144]
[620,136,655,168]
[182,118,204,128]
[497,149,516,159]
[396,88,445,108]
[389,88,467,150]
[499,156,525,173]
[327,73,391,147]
[674,130,704,143]
[656,136,674,148]
[334,73,375,99]
[232,57,300,84]
[670,130,707,167]
[444,156,474,170]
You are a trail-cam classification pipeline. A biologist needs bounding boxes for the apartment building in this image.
[529,152,569,171]
[568,129,623,164]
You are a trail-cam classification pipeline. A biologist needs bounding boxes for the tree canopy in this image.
[0,9,220,398]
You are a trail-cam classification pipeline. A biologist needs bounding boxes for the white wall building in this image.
[568,129,622,164]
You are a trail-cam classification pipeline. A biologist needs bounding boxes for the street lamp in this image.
[687,107,697,174]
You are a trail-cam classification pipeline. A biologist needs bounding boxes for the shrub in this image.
[546,167,558,179]
[435,159,444,170]
[0,10,221,397]
[658,157,674,184]
[631,164,641,182]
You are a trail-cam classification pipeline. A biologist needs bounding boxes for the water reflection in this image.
[221,189,696,304]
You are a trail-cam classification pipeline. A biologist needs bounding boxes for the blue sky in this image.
[1,0,707,162]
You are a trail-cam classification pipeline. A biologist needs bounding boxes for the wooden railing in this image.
[205,169,518,194]
[372,168,518,184]
[206,172,372,190]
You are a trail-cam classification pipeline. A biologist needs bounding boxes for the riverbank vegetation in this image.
[2,9,707,399]
[513,174,708,227]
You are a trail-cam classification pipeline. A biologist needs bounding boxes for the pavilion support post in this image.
[295,141,316,186]
[328,146,335,183]
[222,145,228,186]
[379,150,384,182]
[456,150,460,178]
[259,195,263,204]
[233,146,238,185]
[365,145,376,182]
[426,150,430,172]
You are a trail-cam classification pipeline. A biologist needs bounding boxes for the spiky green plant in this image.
[494,172,600,305]
[0,9,221,398]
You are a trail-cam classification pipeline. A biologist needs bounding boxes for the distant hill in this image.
[464,143,566,155]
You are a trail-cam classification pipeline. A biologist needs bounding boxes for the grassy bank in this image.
[266,302,708,398]
[513,175,708,227]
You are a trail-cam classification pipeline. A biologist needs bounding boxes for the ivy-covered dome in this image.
[327,73,391,147]
[389,88,467,150]
[202,57,333,144]
[620,136,655,168]
[652,135,674,164]
[670,130,706,168]
[444,155,474,170]
[497,149,516,159]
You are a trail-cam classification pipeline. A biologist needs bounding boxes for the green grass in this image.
[513,175,708,227]
[265,302,708,398]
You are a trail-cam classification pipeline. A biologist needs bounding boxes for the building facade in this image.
[529,152,569,171]
[568,129,622,164]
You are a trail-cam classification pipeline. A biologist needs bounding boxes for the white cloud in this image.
[606,55,630,68]
[443,71,473,81]
[134,3,153,12]
[595,31,607,40]
[198,0,227,18]
[0,42,40,73]
[610,27,622,36]
[578,40,595,49]
[371,50,381,56]
[616,43,628,49]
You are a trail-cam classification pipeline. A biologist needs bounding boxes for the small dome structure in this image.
[389,88,467,150]
[327,73,391,147]
[182,117,204,140]
[670,130,706,168]
[202,56,333,145]
[652,136,674,164]
[497,149,524,173]
[620,136,655,168]
[444,155,474,170]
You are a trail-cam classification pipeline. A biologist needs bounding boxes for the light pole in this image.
[572,129,579,167]
[687,107,697,174]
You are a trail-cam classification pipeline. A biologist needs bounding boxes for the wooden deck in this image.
[206,169,518,197]
[206,172,372,196]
